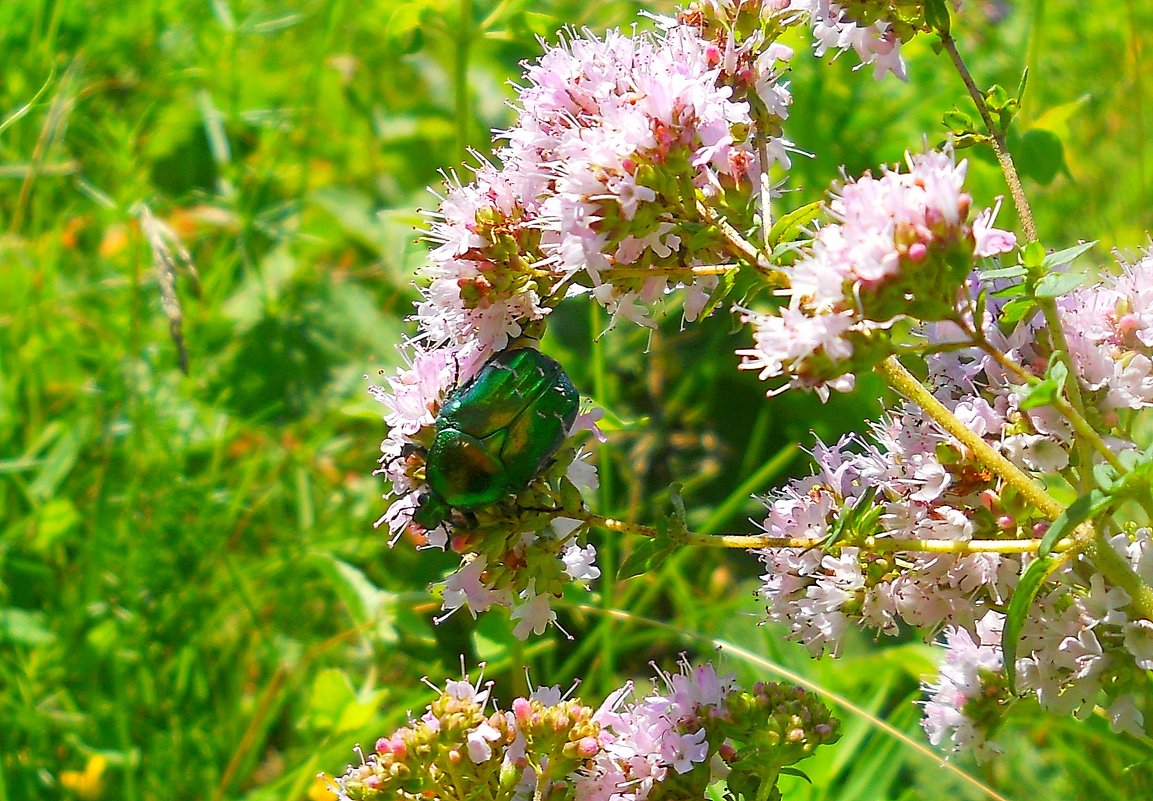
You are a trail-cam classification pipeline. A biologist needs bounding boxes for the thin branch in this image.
[939,32,1037,243]
[695,198,785,284]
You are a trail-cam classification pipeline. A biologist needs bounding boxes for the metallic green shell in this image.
[425,348,579,511]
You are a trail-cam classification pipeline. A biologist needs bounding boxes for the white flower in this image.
[466,721,503,763]
[442,556,498,618]
[1082,573,1129,628]
[1106,694,1145,737]
[561,543,601,582]
[920,612,1004,752]
[511,588,557,638]
[1123,618,1153,669]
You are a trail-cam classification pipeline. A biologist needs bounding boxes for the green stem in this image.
[939,32,1036,243]
[878,356,1153,620]
[580,512,1072,555]
[698,533,1071,554]
[695,198,784,283]
[1040,314,1100,492]
[968,329,1128,474]
[454,0,474,162]
[606,264,739,278]
[878,357,1063,517]
[1049,391,1128,475]
[941,33,1101,487]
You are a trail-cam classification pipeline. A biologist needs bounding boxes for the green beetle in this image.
[412,347,580,528]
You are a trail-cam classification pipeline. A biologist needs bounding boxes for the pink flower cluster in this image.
[924,530,1153,753]
[793,0,909,79]
[690,0,914,80]
[757,408,1019,657]
[375,2,953,630]
[335,662,840,800]
[574,664,730,800]
[1056,255,1153,409]
[739,150,1016,397]
[755,252,1153,751]
[417,17,795,343]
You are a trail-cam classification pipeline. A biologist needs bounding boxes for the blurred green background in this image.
[1,1,1150,799]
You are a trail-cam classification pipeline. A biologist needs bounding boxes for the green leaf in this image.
[1018,358,1067,409]
[974,290,988,336]
[1109,451,1153,503]
[34,498,79,552]
[825,487,880,551]
[998,297,1038,326]
[1034,270,1087,299]
[980,264,1027,281]
[952,132,991,150]
[1003,554,1063,694]
[942,109,976,135]
[985,84,1012,113]
[386,4,427,53]
[768,200,822,247]
[309,552,399,644]
[990,281,1028,299]
[1042,241,1097,270]
[29,425,81,503]
[1012,128,1067,185]
[303,668,358,731]
[1092,462,1121,492]
[617,538,674,582]
[1039,489,1111,556]
[780,767,812,783]
[0,607,56,646]
[1120,447,1146,471]
[924,0,951,34]
[1022,241,1046,269]
[1015,68,1030,104]
[694,268,737,322]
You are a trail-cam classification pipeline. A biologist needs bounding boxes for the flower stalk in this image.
[582,512,1075,555]
[878,356,1153,620]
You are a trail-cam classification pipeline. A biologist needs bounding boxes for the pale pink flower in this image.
[920,612,1005,753]
[792,0,909,80]
[466,721,503,763]
[562,543,602,582]
[511,588,558,638]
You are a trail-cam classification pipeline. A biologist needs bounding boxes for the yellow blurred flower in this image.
[308,774,338,801]
[60,754,107,800]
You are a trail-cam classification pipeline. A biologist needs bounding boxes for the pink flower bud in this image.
[958,193,971,218]
[979,489,999,510]
[576,736,600,757]
[1117,313,1143,336]
[450,533,477,553]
